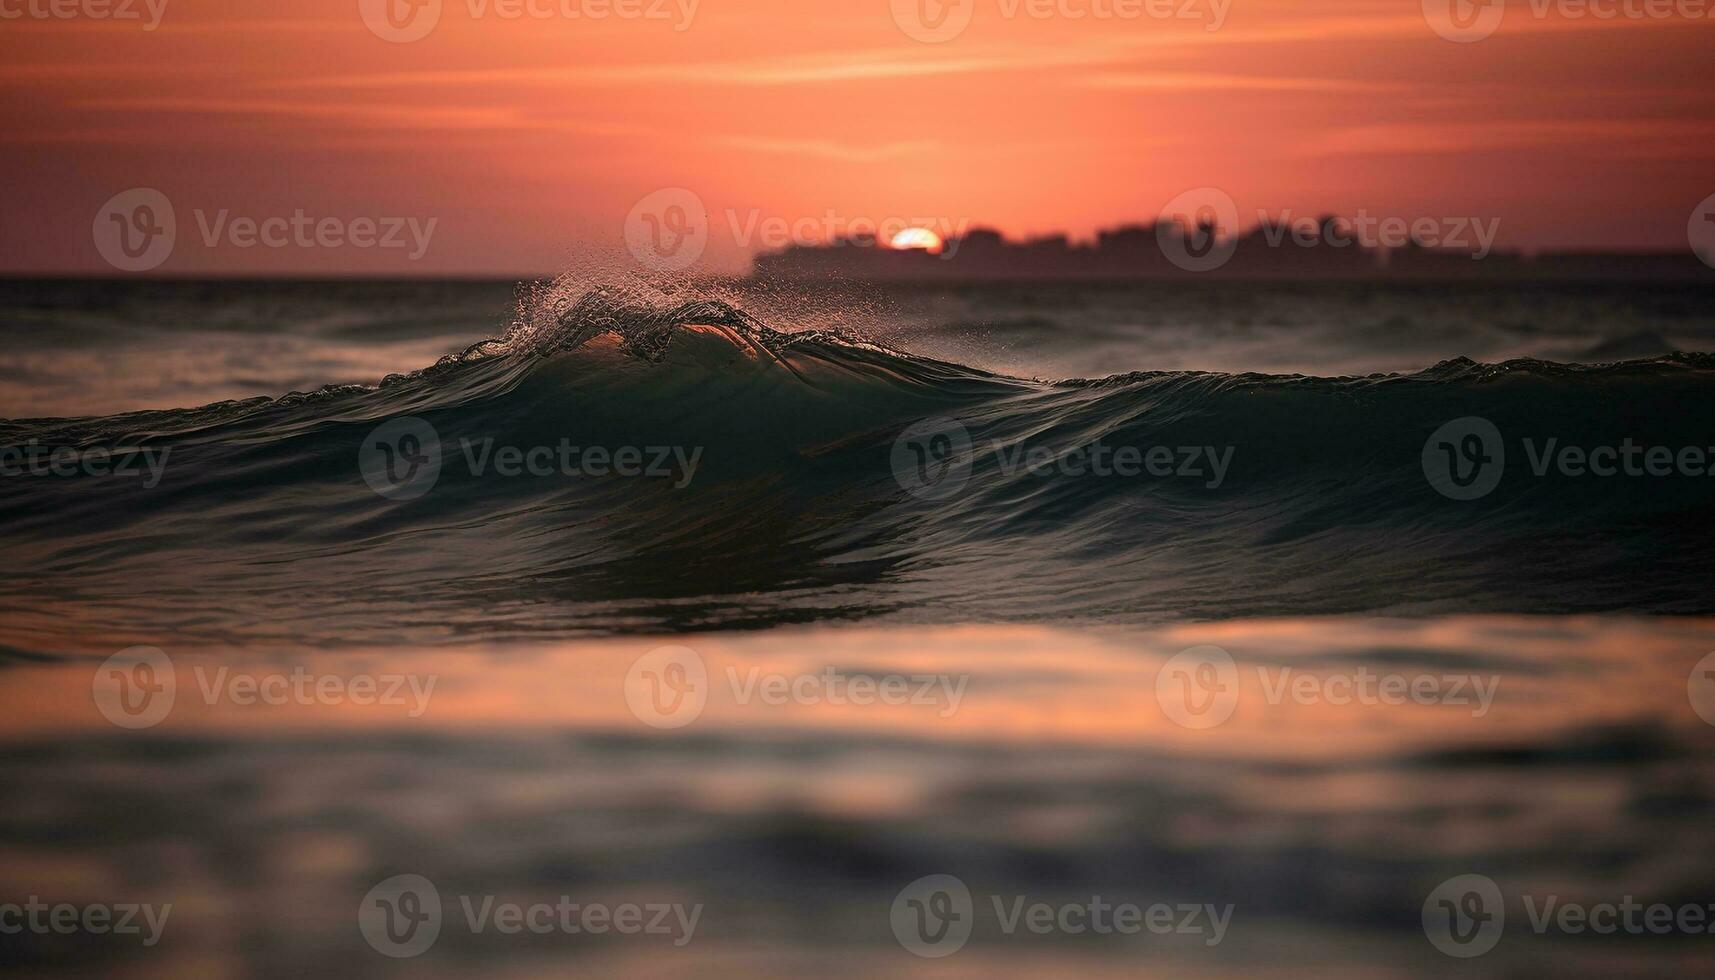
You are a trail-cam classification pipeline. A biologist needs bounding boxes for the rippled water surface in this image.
[2,278,1713,978]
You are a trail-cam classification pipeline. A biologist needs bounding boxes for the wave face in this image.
[2,286,1713,649]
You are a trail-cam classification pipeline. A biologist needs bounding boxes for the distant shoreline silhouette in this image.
[751,219,1713,282]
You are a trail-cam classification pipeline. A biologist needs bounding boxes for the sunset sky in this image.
[3,0,1713,275]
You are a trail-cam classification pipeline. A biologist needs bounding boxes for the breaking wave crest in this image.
[2,284,1712,649]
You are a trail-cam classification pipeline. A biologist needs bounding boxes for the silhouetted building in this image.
[750,218,1712,283]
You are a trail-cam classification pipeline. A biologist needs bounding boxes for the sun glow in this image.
[889,227,943,252]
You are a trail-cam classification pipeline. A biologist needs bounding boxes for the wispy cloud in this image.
[1313,119,1715,156]
[258,10,1631,96]
[713,136,945,161]
[69,96,654,136]
[1077,71,1410,93]
[1,17,352,33]
[275,46,1134,90]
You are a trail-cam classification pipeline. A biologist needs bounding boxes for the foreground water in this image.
[1,278,1713,977]
[3,617,1714,977]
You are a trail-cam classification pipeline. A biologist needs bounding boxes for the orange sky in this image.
[2,0,1713,274]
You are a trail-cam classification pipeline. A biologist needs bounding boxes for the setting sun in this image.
[889,227,942,252]
[2,5,1713,979]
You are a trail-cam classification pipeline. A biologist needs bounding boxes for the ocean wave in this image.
[1,285,1712,646]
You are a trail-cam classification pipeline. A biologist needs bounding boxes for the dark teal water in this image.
[2,278,1713,978]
